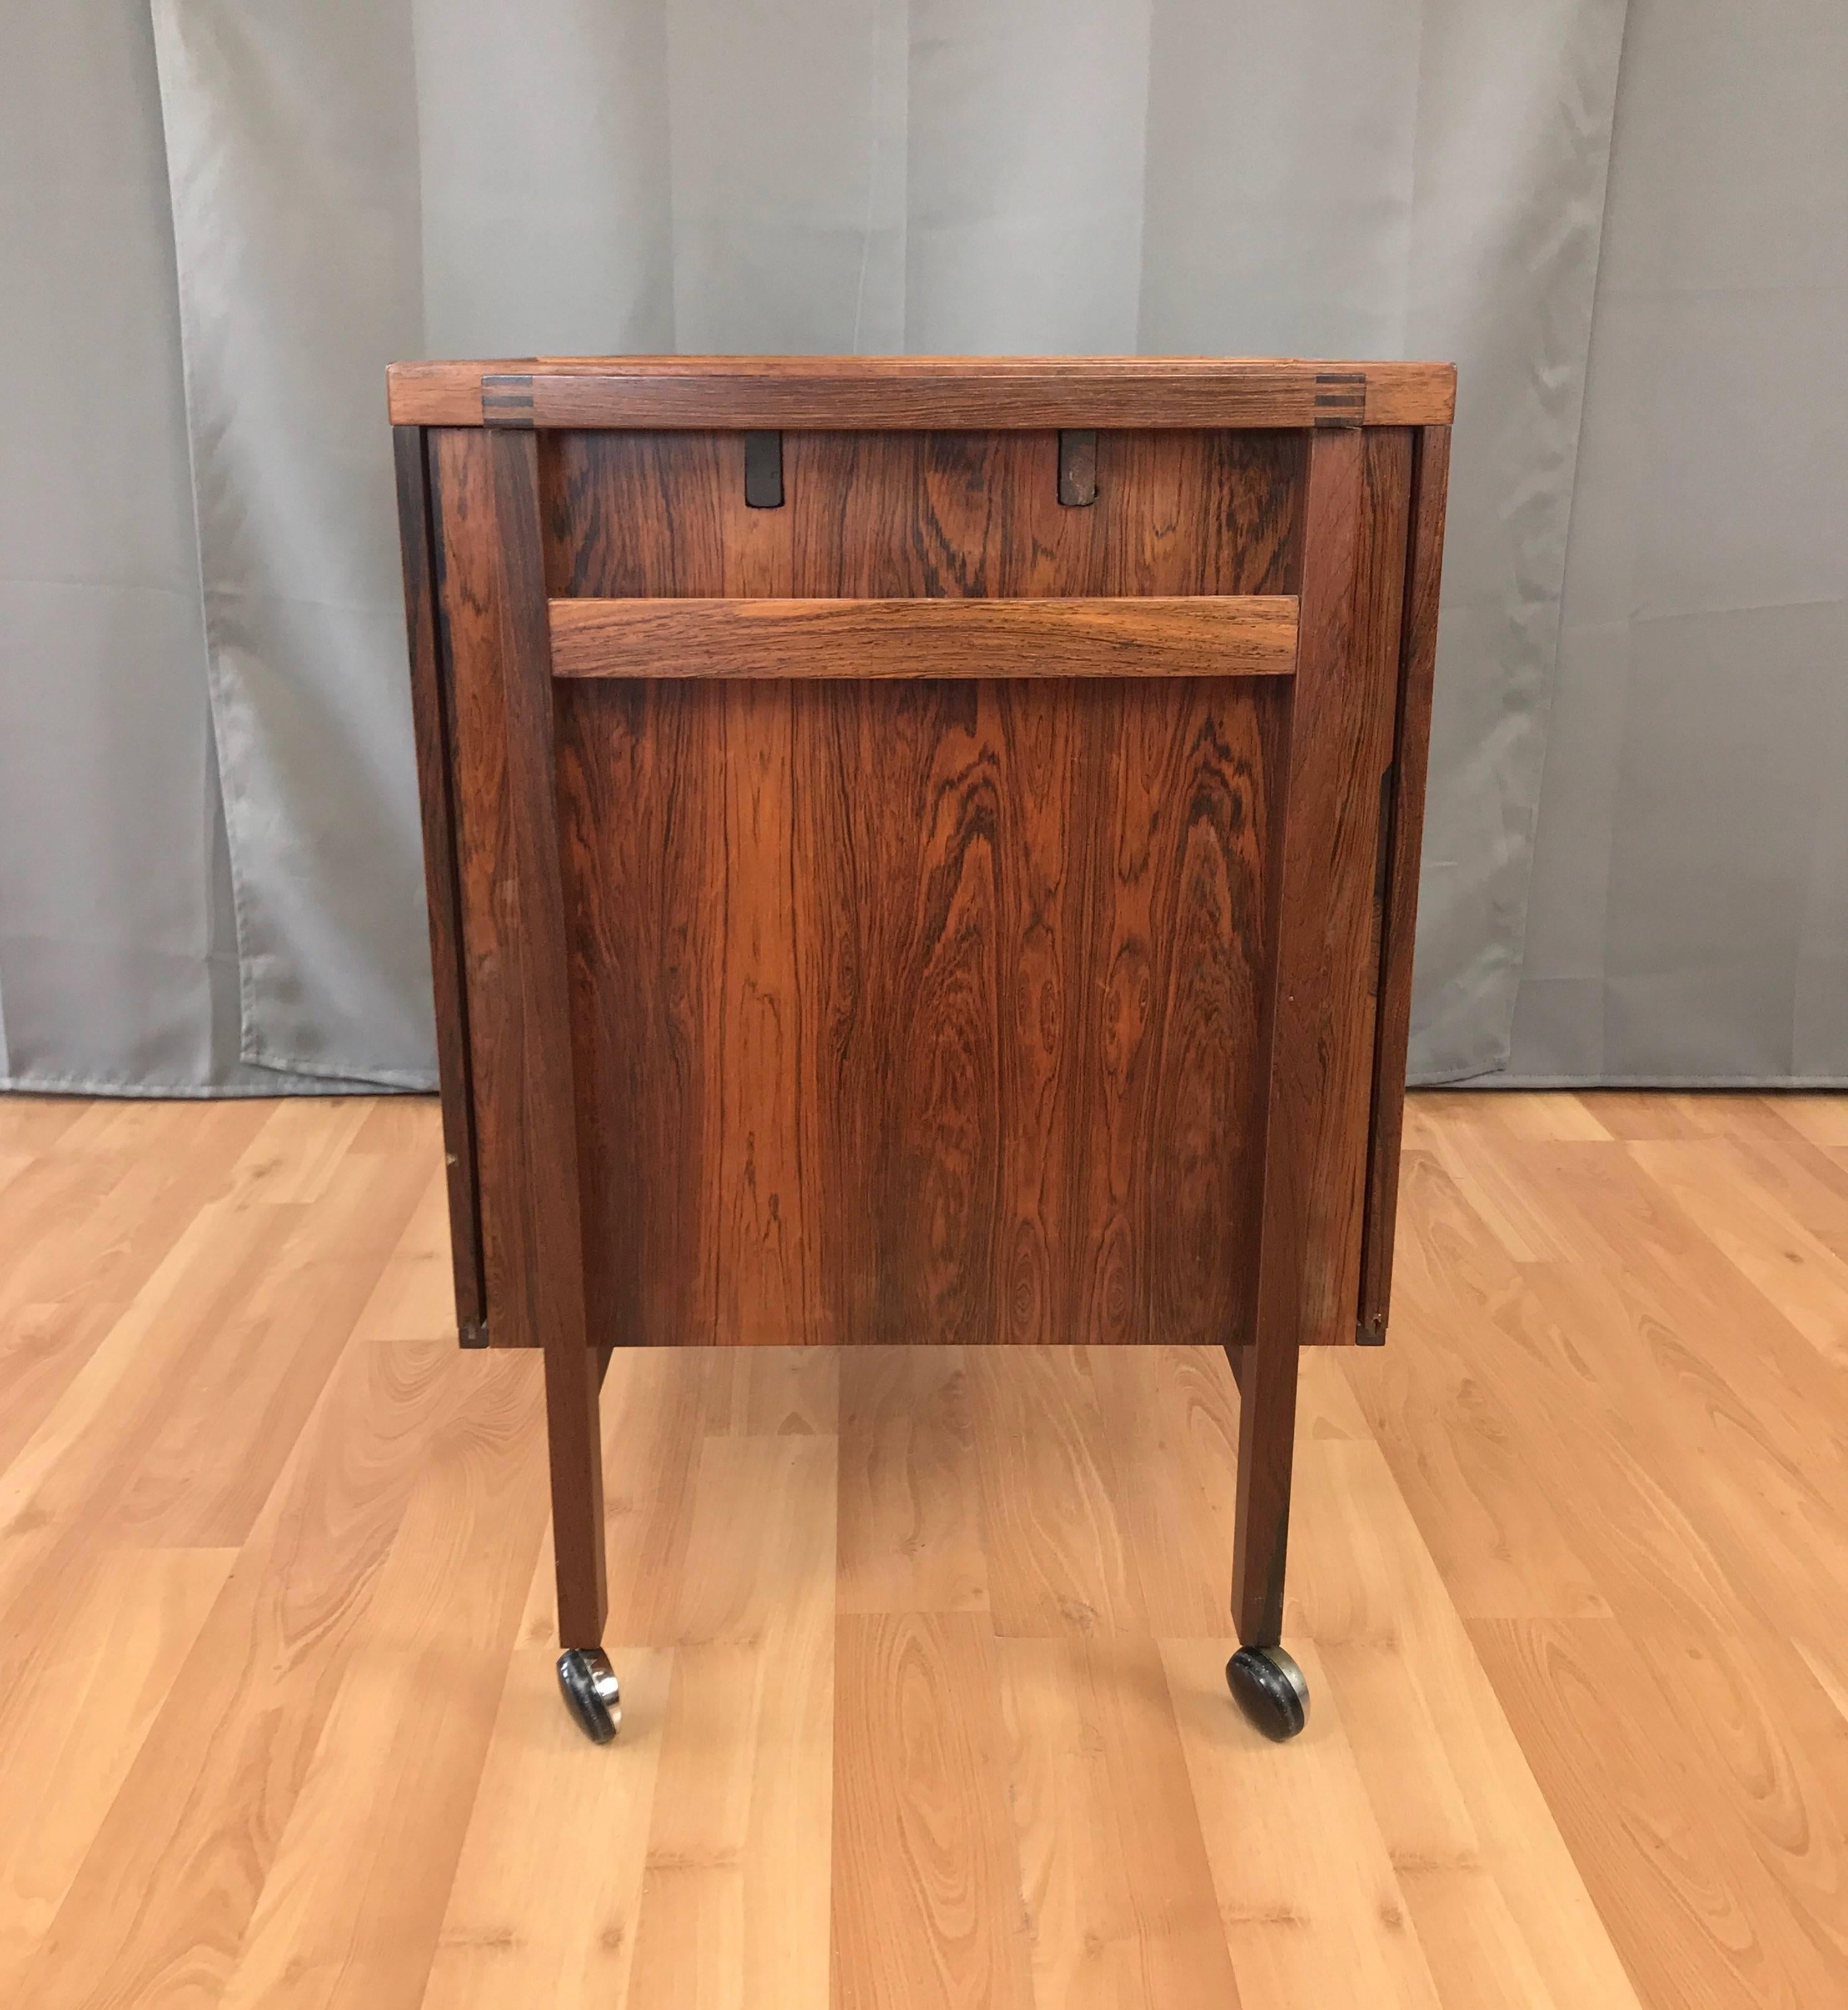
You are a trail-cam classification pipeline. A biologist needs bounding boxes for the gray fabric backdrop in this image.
[1504,0,1848,1084]
[3,0,1842,1094]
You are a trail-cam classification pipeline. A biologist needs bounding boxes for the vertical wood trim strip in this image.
[392,425,486,1345]
[1358,426,1451,1340]
[1236,427,1411,1641]
[488,425,606,1645]
[440,426,607,1644]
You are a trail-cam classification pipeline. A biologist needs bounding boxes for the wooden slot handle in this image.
[548,595,1299,681]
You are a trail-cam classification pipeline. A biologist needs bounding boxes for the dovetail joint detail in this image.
[481,374,536,428]
[1313,371,1366,428]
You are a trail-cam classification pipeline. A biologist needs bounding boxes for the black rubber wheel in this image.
[558,1647,622,1744]
[1226,1644,1309,1741]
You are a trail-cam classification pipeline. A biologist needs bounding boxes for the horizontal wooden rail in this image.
[548,595,1299,681]
[386,356,1456,429]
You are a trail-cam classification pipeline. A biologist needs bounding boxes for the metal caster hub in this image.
[1226,1644,1309,1741]
[558,1647,621,1744]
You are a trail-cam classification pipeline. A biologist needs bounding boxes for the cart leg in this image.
[1224,1341,1310,1741]
[548,1342,619,1743]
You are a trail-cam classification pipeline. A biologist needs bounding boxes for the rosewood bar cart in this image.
[387,356,1453,1744]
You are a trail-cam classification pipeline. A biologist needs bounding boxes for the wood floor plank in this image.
[1341,1151,1612,1621]
[3,1090,1847,2009]
[626,1634,836,2010]
[1716,1118,1848,1266]
[1794,1634,1848,1726]
[831,1612,1032,2010]
[0,1099,271,1475]
[348,1158,460,1344]
[0,1193,296,1630]
[705,1343,841,1437]
[215,1351,550,2010]
[967,1347,1148,1638]
[1163,1636,1444,2010]
[1395,1865,1571,2010]
[100,1146,432,1546]
[0,1093,90,1152]
[1420,1119,1581,1264]
[0,1545,233,2001]
[1471,1617,1844,2010]
[421,1627,672,2010]
[584,1342,722,1647]
[226,1096,379,1203]
[1514,1252,1848,1648]
[1088,1346,1241,1636]
[674,1430,838,1646]
[1473,1092,1613,1141]
[836,1347,989,1616]
[1301,1437,1648,2010]
[1572,1092,1714,1141]
[1296,1346,1385,1443]
[16,1338,480,2010]
[1766,1093,1848,1147]
[624,1429,837,2007]
[1498,1140,1848,1649]
[997,1633,1241,2010]
[1630,1623,1848,1971]
[1628,1137,1848,1366]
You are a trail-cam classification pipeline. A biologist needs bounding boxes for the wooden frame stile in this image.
[483,427,609,1657]
[1230,425,1411,1661]
[392,426,487,1347]
[1358,425,1452,1339]
[417,424,609,1673]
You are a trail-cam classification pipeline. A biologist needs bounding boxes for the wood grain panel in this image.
[552,426,1295,1351]
[428,427,529,1349]
[1258,427,1411,1351]
[544,429,1306,601]
[548,593,1299,681]
[390,426,486,1346]
[1359,425,1451,1341]
[387,354,1456,429]
[558,675,1284,1350]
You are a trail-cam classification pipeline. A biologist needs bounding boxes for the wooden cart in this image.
[387,356,1453,1743]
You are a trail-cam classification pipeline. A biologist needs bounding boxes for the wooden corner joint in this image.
[481,374,536,428]
[1313,371,1367,429]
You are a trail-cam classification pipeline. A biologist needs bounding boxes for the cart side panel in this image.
[393,425,487,1345]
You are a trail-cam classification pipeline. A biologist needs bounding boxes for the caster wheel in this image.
[1226,1645,1309,1741]
[558,1647,621,1744]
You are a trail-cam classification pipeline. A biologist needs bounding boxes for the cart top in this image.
[385,354,1456,432]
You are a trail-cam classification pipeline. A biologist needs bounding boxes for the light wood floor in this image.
[2,1091,1846,2009]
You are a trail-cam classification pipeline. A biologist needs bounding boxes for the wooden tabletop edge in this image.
[385,357,1456,429]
